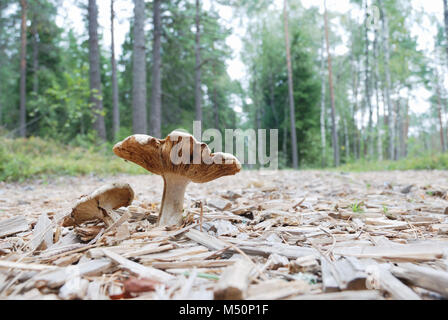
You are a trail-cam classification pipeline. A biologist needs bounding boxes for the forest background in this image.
[1,0,448,181]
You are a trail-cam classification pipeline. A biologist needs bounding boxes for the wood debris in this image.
[0,216,29,238]
[1,171,448,300]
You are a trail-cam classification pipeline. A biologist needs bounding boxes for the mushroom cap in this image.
[113,131,241,183]
[65,183,134,226]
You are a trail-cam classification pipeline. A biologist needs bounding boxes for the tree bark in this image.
[444,0,448,68]
[283,0,299,169]
[213,61,219,130]
[344,119,350,160]
[268,69,279,127]
[437,81,446,152]
[394,91,400,160]
[31,12,39,95]
[373,26,383,160]
[378,0,394,160]
[396,98,402,159]
[0,2,4,126]
[403,96,409,157]
[194,0,202,123]
[111,0,120,140]
[364,0,373,158]
[19,0,27,137]
[132,0,147,134]
[150,0,162,138]
[350,51,360,160]
[324,0,339,167]
[88,0,106,140]
[320,41,327,168]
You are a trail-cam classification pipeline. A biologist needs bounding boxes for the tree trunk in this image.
[0,3,4,126]
[351,52,360,160]
[283,0,299,169]
[394,94,400,160]
[88,0,106,140]
[31,13,39,95]
[111,0,120,140]
[268,68,279,127]
[19,0,27,137]
[373,27,383,160]
[150,0,162,138]
[213,61,219,130]
[444,0,448,68]
[396,98,402,159]
[378,0,394,160]
[132,0,147,134]
[437,81,446,152]
[320,42,327,168]
[364,0,373,159]
[194,0,202,123]
[324,0,339,167]
[344,119,350,160]
[403,96,409,157]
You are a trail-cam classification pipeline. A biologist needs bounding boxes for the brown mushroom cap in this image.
[113,131,241,182]
[65,183,134,226]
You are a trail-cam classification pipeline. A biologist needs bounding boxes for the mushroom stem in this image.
[158,174,190,226]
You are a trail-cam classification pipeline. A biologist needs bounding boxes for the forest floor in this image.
[1,170,448,300]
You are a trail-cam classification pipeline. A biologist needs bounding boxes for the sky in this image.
[56,0,445,116]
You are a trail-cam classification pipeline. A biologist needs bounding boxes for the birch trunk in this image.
[364,0,373,159]
[324,0,340,166]
[444,0,448,69]
[378,0,394,160]
[351,53,360,160]
[283,0,299,168]
[320,43,327,168]
[150,0,162,138]
[373,27,383,160]
[437,81,446,152]
[403,96,409,157]
[344,119,349,160]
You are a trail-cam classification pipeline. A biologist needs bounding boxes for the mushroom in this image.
[113,131,241,226]
[63,183,134,227]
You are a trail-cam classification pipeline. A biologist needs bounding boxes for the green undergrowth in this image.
[0,136,146,182]
[336,153,448,172]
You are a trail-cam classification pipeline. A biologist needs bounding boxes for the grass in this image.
[2,136,448,182]
[350,202,364,213]
[337,153,448,172]
[0,136,146,182]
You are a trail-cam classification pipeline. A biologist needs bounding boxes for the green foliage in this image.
[338,153,448,171]
[241,4,321,168]
[0,137,145,182]
[29,65,95,141]
[350,202,364,213]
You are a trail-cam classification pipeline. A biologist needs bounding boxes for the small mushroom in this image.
[63,183,134,227]
[113,131,241,226]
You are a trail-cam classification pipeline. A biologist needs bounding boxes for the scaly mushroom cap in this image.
[113,131,241,182]
[64,183,134,226]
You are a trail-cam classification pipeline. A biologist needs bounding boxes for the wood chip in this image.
[102,248,174,282]
[390,263,448,298]
[214,259,253,300]
[0,216,29,238]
